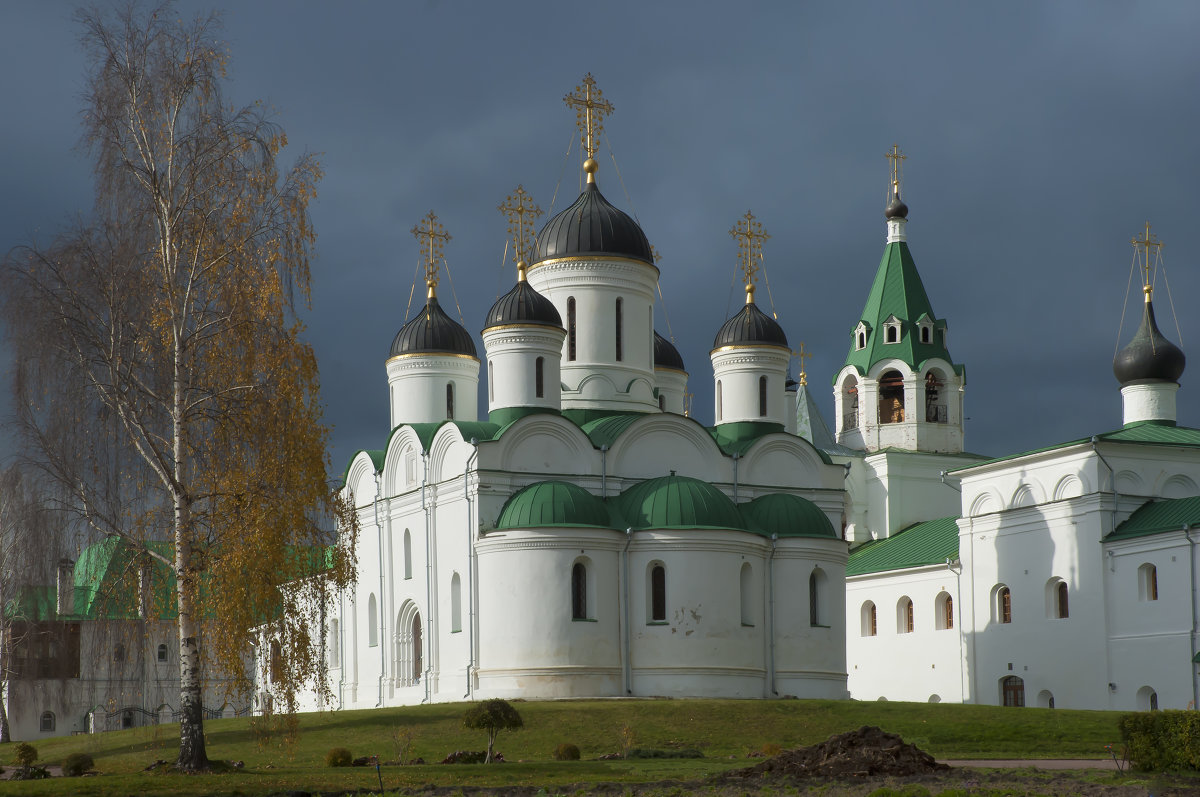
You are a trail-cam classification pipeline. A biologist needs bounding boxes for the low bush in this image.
[12,742,37,768]
[442,749,505,764]
[61,752,95,777]
[552,742,581,761]
[625,747,704,759]
[1119,710,1200,771]
[324,746,353,767]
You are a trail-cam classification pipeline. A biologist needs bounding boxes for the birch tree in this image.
[2,3,355,770]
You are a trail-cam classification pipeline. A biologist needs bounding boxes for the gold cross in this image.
[564,74,614,181]
[729,211,770,304]
[793,342,812,387]
[1131,221,1162,299]
[651,245,662,265]
[886,144,906,197]
[683,390,694,418]
[498,185,543,278]
[411,211,450,297]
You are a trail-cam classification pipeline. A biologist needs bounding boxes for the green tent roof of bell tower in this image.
[838,240,963,382]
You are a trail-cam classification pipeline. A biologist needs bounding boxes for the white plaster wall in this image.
[655,367,687,415]
[1121,382,1179,426]
[482,325,565,414]
[711,346,791,426]
[386,355,480,427]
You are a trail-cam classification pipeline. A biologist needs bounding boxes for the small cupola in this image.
[1113,223,1186,426]
[391,295,477,358]
[654,331,688,414]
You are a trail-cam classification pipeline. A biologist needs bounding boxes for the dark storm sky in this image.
[2,1,1198,475]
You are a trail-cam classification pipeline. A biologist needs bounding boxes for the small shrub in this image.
[13,742,37,768]
[442,749,496,764]
[62,752,95,777]
[617,722,636,758]
[552,742,581,761]
[1119,710,1200,771]
[390,724,418,765]
[325,746,353,767]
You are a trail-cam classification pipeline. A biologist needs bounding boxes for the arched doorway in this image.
[1001,675,1025,707]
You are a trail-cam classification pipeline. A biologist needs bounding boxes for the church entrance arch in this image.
[395,601,423,688]
[1001,675,1025,707]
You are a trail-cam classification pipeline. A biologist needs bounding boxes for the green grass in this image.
[0,698,1126,795]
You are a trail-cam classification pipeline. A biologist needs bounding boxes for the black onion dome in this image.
[1113,300,1185,385]
[532,183,654,265]
[390,296,478,358]
[712,302,789,350]
[653,331,686,372]
[885,194,909,220]
[483,280,563,331]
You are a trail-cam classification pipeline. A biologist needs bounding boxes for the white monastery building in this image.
[276,80,1200,719]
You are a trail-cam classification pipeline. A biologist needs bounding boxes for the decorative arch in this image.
[606,415,726,482]
[495,414,596,475]
[1136,685,1159,711]
[969,490,1002,516]
[396,600,423,687]
[1045,577,1069,619]
[382,426,426,496]
[1036,690,1055,709]
[840,373,860,430]
[738,434,836,490]
[860,600,877,637]
[1114,470,1144,495]
[1053,473,1087,501]
[934,591,954,630]
[427,425,478,484]
[1010,482,1043,508]
[1160,474,1199,500]
[345,451,383,510]
[896,596,914,633]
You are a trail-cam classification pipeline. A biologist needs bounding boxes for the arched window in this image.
[935,591,953,630]
[535,357,545,398]
[649,563,666,623]
[861,601,877,637]
[878,370,905,424]
[897,597,914,633]
[395,602,422,687]
[567,297,577,361]
[328,620,340,667]
[842,377,860,430]
[1046,578,1068,619]
[857,331,866,349]
[809,568,827,626]
[1137,686,1159,711]
[759,376,768,417]
[886,325,898,343]
[1037,689,1055,708]
[403,530,412,580]
[114,643,126,663]
[658,394,665,411]
[615,298,623,362]
[451,572,462,633]
[921,326,931,343]
[269,640,283,683]
[924,371,946,423]
[411,613,423,683]
[740,562,754,626]
[1001,675,1025,707]
[1139,563,1158,601]
[367,593,379,647]
[994,585,1012,624]
[488,361,494,403]
[571,562,588,620]
[445,382,455,420]
[157,643,168,662]
[40,711,55,732]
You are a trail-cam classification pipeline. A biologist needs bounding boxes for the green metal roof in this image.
[618,474,747,530]
[405,420,503,453]
[495,480,614,529]
[740,493,837,538]
[581,414,642,449]
[846,516,960,576]
[950,421,1200,474]
[839,241,962,380]
[1107,496,1200,541]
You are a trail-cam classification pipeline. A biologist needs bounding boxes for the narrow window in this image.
[921,326,930,343]
[886,325,898,343]
[861,601,877,636]
[571,562,587,620]
[40,711,55,732]
[403,530,412,579]
[740,562,754,626]
[535,356,545,398]
[488,361,494,403]
[615,298,623,362]
[809,571,819,626]
[1056,581,1069,618]
[945,595,954,629]
[925,371,946,423]
[567,297,577,361]
[451,572,462,633]
[411,612,423,683]
[650,564,666,622]
[1151,691,1159,711]
[998,586,1012,623]
[446,382,455,420]
[328,619,340,667]
[269,640,283,683]
[368,593,378,647]
[759,376,768,417]
[1139,563,1159,601]
[898,597,914,633]
[935,591,954,630]
[716,380,723,422]
[857,331,866,349]
[659,395,665,411]
[157,643,168,662]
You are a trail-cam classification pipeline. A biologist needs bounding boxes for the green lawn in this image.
[0,698,1126,795]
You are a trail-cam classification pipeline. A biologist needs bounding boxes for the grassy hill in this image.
[0,698,1127,795]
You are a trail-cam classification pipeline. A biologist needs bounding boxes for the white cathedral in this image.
[281,77,1199,718]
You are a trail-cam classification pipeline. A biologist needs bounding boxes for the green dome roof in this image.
[740,493,837,538]
[496,481,612,530]
[618,474,746,530]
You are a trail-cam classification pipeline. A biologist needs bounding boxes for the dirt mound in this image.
[726,725,949,779]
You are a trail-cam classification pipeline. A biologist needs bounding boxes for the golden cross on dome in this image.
[1131,221,1162,300]
[411,211,450,298]
[651,245,662,265]
[793,342,812,387]
[729,211,770,304]
[886,144,906,197]
[564,73,613,183]
[498,185,543,280]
